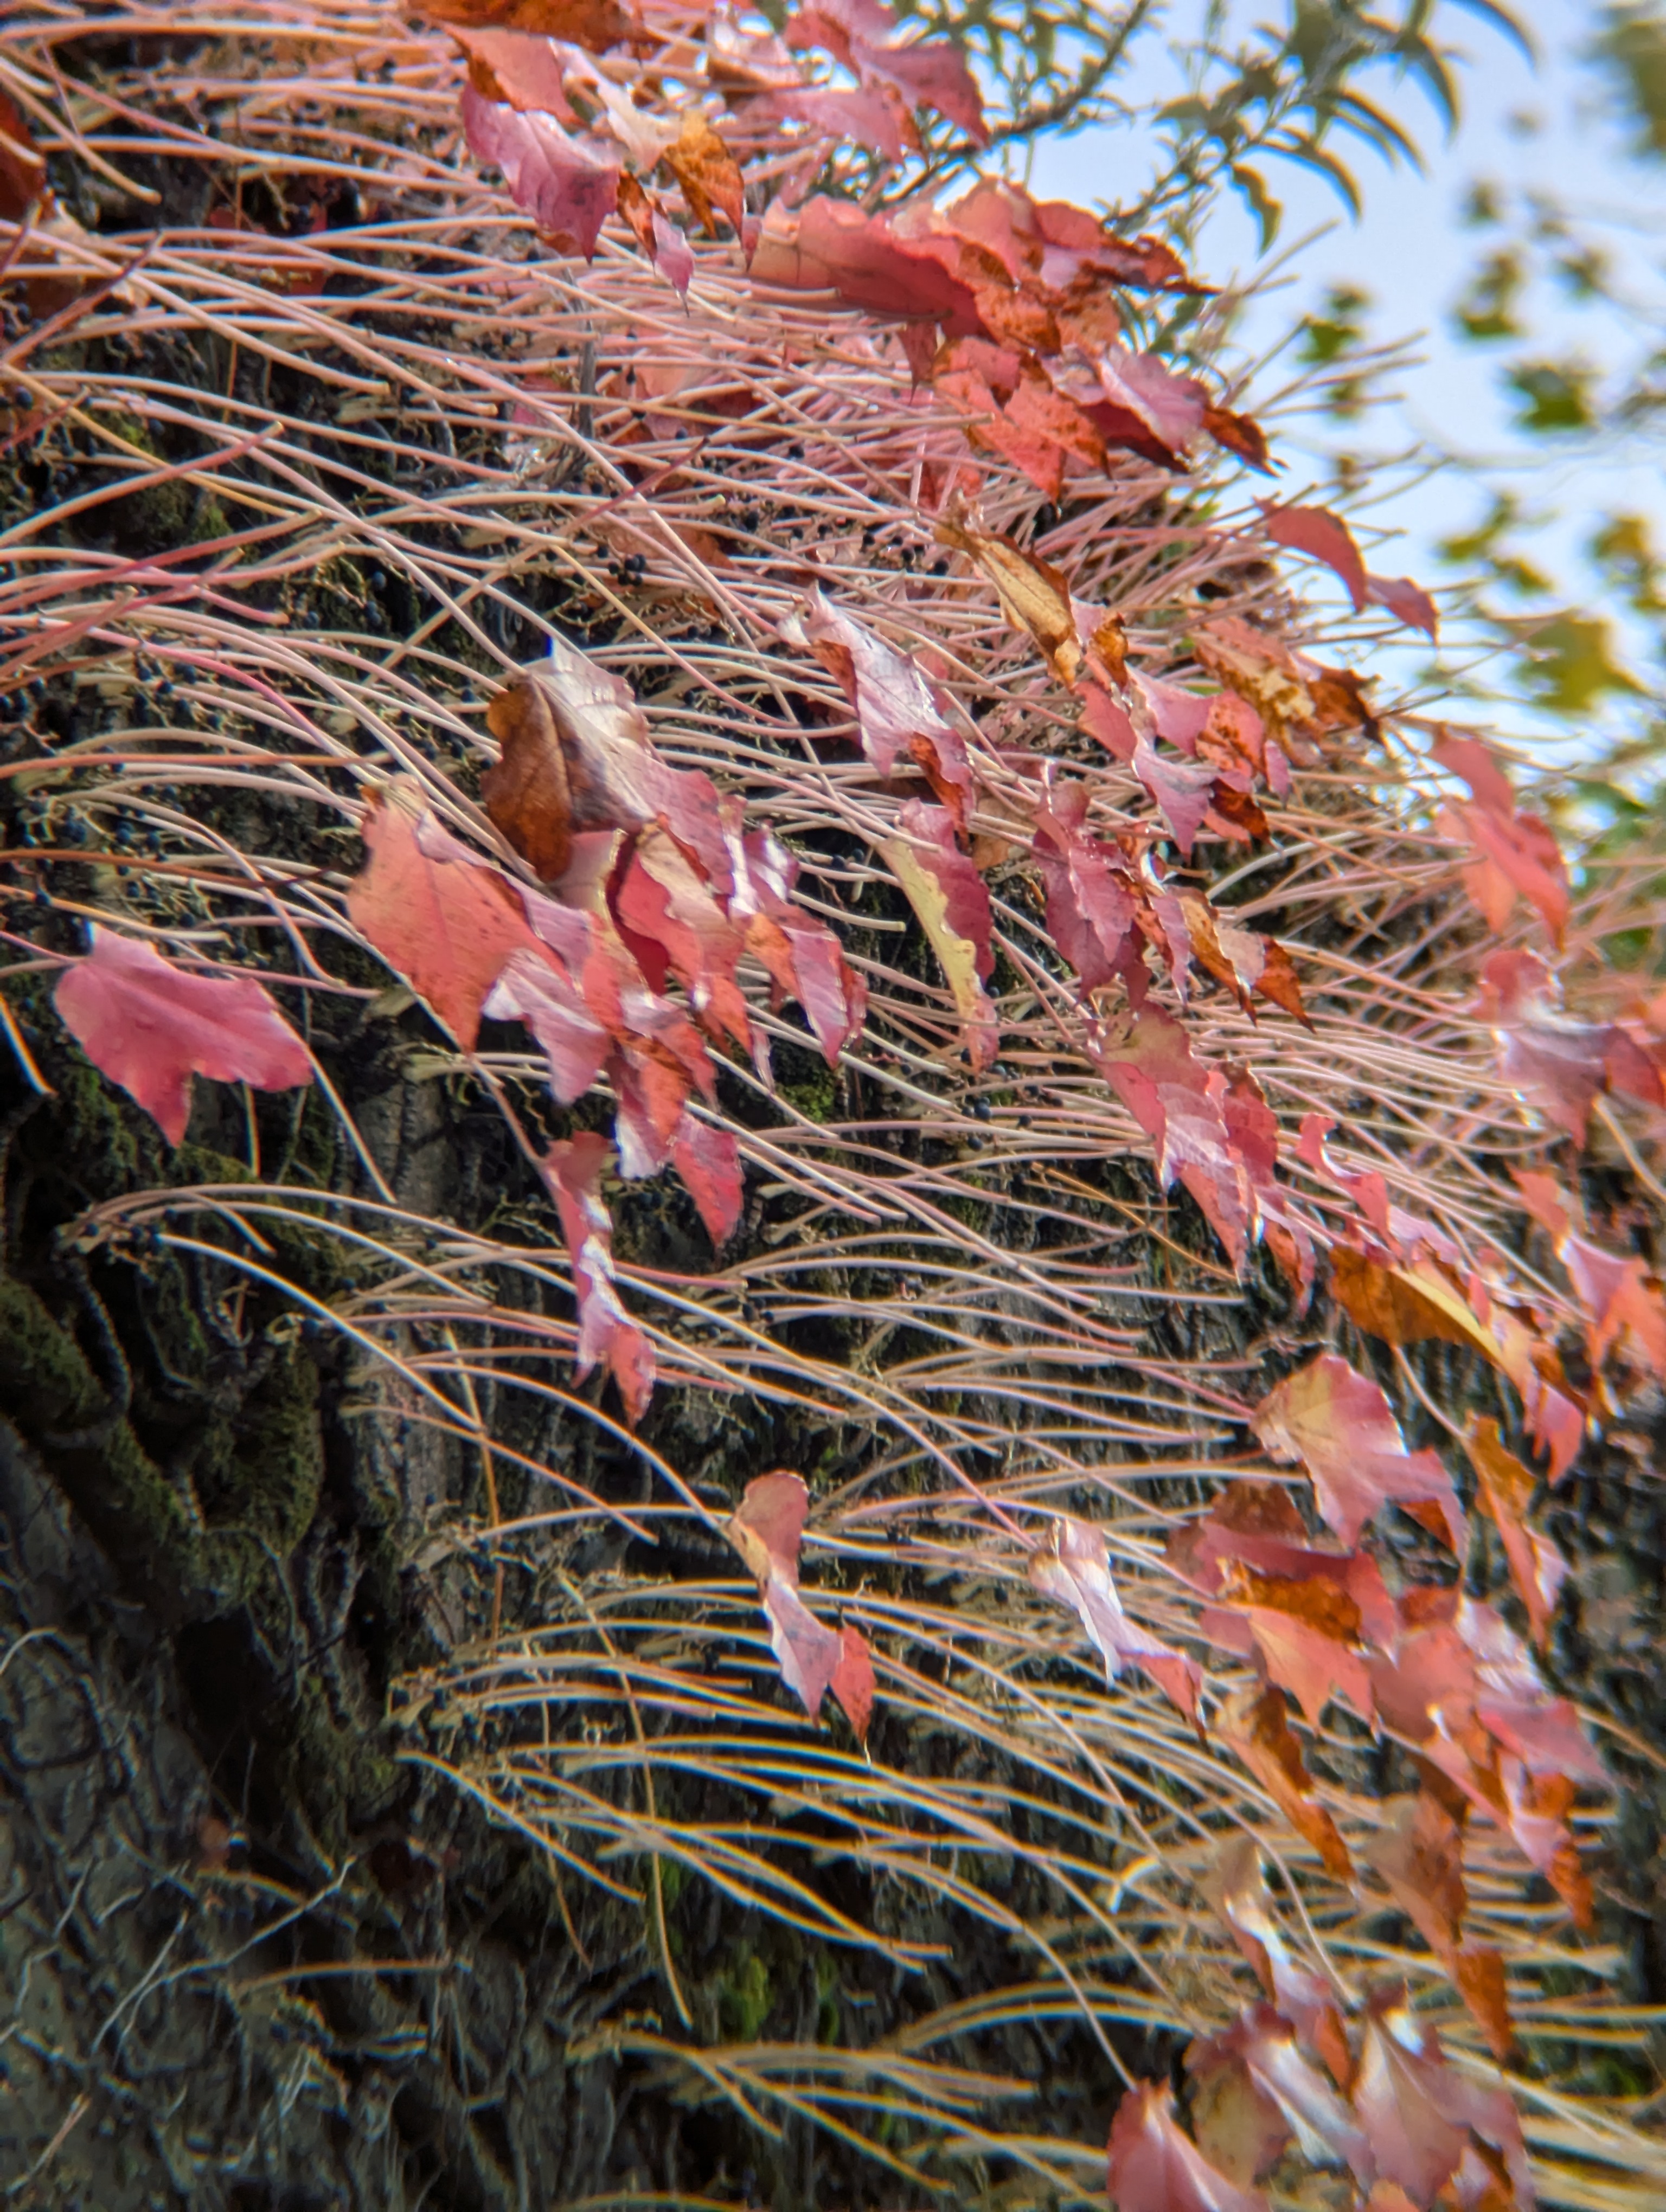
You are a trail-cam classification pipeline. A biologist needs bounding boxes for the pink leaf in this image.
[789,591,976,826]
[1133,733,1220,856]
[776,85,913,162]
[729,1470,844,1720]
[1107,2081,1268,2212]
[1481,948,1662,1142]
[614,825,751,1052]
[483,944,612,1103]
[830,1622,875,1742]
[729,825,867,1066]
[1366,572,1439,636]
[543,1132,655,1423]
[53,925,312,1147]
[1028,1515,1201,1722]
[447,27,578,119]
[670,1113,743,1244]
[1031,781,1141,993]
[460,82,619,258]
[1252,1353,1465,1551]
[1095,1007,1255,1268]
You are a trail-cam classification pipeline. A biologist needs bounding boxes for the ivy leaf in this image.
[1220,1684,1354,1885]
[1106,2081,1268,2212]
[669,1114,744,1246]
[616,170,694,295]
[348,782,551,1050]
[1188,2006,1371,2184]
[54,926,313,1147]
[543,1133,655,1422]
[662,110,746,241]
[1202,1835,1351,2080]
[1252,1353,1465,1551]
[879,799,998,1071]
[422,0,628,47]
[460,83,619,255]
[787,591,976,826]
[728,1470,869,1731]
[1028,1513,1201,1723]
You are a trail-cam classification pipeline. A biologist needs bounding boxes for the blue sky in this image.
[1026,1,1666,753]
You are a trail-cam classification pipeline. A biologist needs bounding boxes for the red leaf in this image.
[1354,1990,1532,2212]
[789,591,976,825]
[53,925,312,1147]
[616,170,694,295]
[1220,1684,1354,1885]
[785,0,987,141]
[830,1622,875,1742]
[449,26,579,116]
[1107,2081,1268,2212]
[1180,894,1308,1024]
[1465,1418,1566,1647]
[1189,2006,1372,2184]
[460,83,619,256]
[670,1113,743,1245]
[543,1132,655,1422]
[776,85,914,162]
[1061,342,1206,467]
[879,799,998,1071]
[751,193,983,331]
[483,944,612,1102]
[1366,573,1439,637]
[1028,1514,1201,1722]
[615,825,751,1052]
[1252,1353,1465,1551]
[1132,733,1219,855]
[859,34,986,142]
[1433,741,1568,942]
[348,782,550,1050]
[1214,1562,1375,1726]
[1260,501,1369,610]
[729,826,866,1066]
[1095,1007,1259,1269]
[1203,1836,1351,2075]
[422,0,628,46]
[729,1470,844,1720]
[1173,1487,1401,1651]
[1481,948,1661,1141]
[1031,781,1142,994]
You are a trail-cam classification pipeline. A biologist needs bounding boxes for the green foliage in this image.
[1507,357,1597,432]
[1510,609,1642,713]
[1452,246,1524,340]
[1593,2,1666,158]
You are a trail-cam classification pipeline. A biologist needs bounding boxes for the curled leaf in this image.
[1107,2080,1268,2212]
[543,1132,655,1422]
[879,799,998,1070]
[1028,1514,1201,1722]
[729,1470,850,1723]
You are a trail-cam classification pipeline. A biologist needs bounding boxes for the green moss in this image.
[780,1069,838,1123]
[718,1949,772,2042]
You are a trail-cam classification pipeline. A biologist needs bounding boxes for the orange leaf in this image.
[1220,1684,1353,1883]
[934,507,1081,683]
[1465,1418,1566,1647]
[662,110,745,241]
